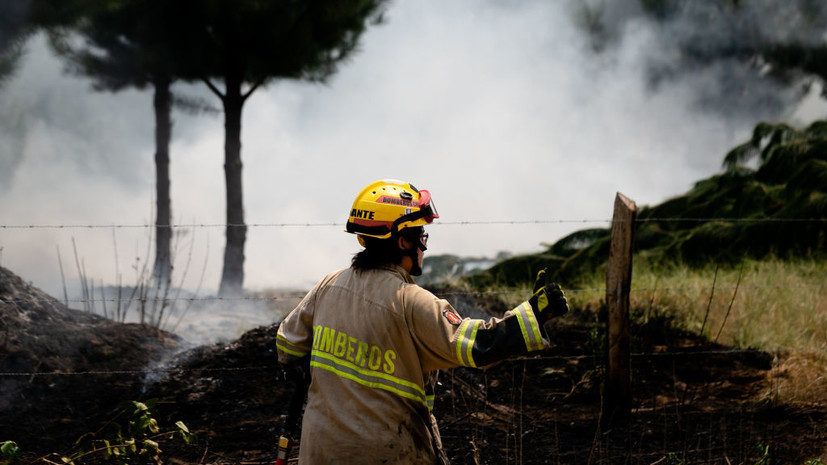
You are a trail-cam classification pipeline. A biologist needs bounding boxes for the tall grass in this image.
[569,258,827,352]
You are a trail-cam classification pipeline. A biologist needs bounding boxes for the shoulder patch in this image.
[443,309,462,325]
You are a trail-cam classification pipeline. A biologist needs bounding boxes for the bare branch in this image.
[241,78,266,102]
[202,78,225,100]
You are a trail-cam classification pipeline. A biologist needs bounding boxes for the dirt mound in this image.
[0,266,179,453]
[145,325,288,461]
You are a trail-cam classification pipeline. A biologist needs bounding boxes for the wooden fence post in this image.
[603,192,636,428]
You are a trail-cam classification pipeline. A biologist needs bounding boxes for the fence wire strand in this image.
[0,216,825,230]
[2,347,821,378]
[1,283,824,306]
[1,216,825,378]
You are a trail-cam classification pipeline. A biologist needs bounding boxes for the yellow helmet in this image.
[346,179,439,241]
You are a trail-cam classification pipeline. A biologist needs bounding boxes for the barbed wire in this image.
[0,295,295,304]
[0,216,824,230]
[1,282,823,307]
[2,216,824,381]
[0,346,822,378]
[0,365,273,377]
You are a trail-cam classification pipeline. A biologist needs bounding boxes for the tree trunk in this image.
[217,74,246,297]
[153,77,173,287]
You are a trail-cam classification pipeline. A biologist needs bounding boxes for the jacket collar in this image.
[377,263,415,284]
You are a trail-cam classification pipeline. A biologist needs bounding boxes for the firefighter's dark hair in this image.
[351,227,423,272]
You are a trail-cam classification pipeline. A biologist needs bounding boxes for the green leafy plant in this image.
[1,441,20,465]
[754,442,771,465]
[60,400,194,465]
[585,321,606,362]
[664,452,685,465]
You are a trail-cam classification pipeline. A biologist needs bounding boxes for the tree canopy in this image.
[42,0,210,286]
[574,0,827,118]
[184,0,388,296]
[22,0,388,296]
[0,0,36,87]
[52,1,218,91]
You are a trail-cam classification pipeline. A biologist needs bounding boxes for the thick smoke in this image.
[579,0,827,119]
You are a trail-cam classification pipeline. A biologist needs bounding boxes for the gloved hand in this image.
[280,356,311,385]
[527,268,569,319]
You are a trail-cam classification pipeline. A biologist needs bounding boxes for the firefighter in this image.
[276,179,569,464]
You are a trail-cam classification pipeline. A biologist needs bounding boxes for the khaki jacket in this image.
[276,265,549,464]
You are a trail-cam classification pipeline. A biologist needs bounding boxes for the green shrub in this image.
[60,400,194,465]
[1,441,20,465]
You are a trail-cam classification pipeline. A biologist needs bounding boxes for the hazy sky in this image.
[1,0,824,300]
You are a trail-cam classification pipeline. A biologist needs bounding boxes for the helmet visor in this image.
[419,190,439,223]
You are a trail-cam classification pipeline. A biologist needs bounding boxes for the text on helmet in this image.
[351,209,375,220]
[379,196,415,207]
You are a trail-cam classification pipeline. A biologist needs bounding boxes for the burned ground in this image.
[1,266,824,464]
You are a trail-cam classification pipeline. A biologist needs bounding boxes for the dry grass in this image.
[772,349,827,405]
[565,258,827,406]
[571,258,827,351]
[455,258,827,407]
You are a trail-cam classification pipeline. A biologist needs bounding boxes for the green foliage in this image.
[463,253,566,289]
[0,0,35,88]
[60,400,194,465]
[754,442,771,465]
[1,441,20,465]
[663,452,685,465]
[723,122,799,169]
[585,322,606,362]
[548,228,609,257]
[463,119,827,290]
[45,1,180,91]
[636,1,827,95]
[192,0,390,296]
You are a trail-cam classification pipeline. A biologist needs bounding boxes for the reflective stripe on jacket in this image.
[276,265,550,464]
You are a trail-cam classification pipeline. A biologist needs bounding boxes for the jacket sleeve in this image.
[276,280,320,366]
[404,285,550,371]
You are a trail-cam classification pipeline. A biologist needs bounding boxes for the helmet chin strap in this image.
[409,257,423,276]
[399,237,423,276]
